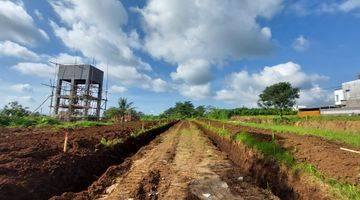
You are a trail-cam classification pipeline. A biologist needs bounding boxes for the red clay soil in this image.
[0,121,173,200]
[204,120,360,186]
[195,122,333,200]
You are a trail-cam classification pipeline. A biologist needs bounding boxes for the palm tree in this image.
[117,97,134,122]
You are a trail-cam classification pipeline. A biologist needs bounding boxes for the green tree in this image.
[103,98,136,122]
[258,82,299,117]
[103,107,118,120]
[118,97,135,122]
[161,101,206,119]
[194,105,206,117]
[0,101,31,117]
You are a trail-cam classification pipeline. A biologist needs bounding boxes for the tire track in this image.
[98,121,277,200]
[98,122,184,200]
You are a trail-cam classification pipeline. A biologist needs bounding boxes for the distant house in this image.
[334,76,360,108]
[299,75,360,117]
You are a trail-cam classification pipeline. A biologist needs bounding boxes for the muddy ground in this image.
[54,121,279,200]
[204,120,360,186]
[0,121,169,200]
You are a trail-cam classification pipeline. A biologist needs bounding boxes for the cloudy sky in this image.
[1,0,360,114]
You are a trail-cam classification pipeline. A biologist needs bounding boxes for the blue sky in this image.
[0,0,360,115]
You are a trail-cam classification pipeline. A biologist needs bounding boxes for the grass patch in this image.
[201,122,231,137]
[57,121,113,129]
[199,121,360,200]
[234,133,295,166]
[100,137,124,147]
[232,121,360,148]
[0,115,114,129]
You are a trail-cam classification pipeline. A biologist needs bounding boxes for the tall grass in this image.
[232,121,360,148]
[0,115,114,129]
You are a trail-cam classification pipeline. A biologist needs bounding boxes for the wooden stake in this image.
[63,132,68,153]
[142,121,144,131]
[340,147,360,154]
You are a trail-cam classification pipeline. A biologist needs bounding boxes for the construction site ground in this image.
[2,120,359,199]
[55,121,278,200]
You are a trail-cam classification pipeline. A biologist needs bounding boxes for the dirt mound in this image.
[202,120,360,184]
[195,122,332,199]
[62,121,278,200]
[231,115,360,134]
[216,120,360,185]
[296,120,360,134]
[0,121,174,200]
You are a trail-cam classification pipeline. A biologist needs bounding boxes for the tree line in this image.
[1,82,300,124]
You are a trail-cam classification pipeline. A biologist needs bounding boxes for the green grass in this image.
[100,137,124,147]
[235,133,295,166]
[202,122,231,137]
[0,115,114,129]
[56,121,113,129]
[234,115,360,122]
[100,121,170,148]
[231,121,360,148]
[200,122,360,200]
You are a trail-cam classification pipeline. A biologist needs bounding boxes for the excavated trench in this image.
[1,122,177,200]
[194,122,330,200]
[51,122,177,199]
[54,121,280,200]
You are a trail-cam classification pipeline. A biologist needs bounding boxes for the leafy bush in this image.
[0,115,11,126]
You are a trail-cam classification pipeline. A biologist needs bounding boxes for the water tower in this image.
[53,64,103,120]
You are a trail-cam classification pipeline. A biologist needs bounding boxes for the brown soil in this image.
[296,120,360,134]
[231,116,360,134]
[196,121,334,200]
[55,121,278,200]
[204,120,360,186]
[0,121,174,200]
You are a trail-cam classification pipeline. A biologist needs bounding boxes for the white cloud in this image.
[179,83,212,100]
[140,0,281,64]
[34,9,43,20]
[103,64,168,93]
[110,85,127,94]
[215,61,329,107]
[11,62,55,78]
[10,83,33,93]
[289,1,310,16]
[170,59,212,85]
[298,85,332,106]
[49,0,166,92]
[139,0,282,99]
[0,80,38,110]
[292,35,310,52]
[0,1,48,45]
[50,0,149,70]
[317,1,360,14]
[0,40,40,60]
[339,0,360,12]
[151,78,168,92]
[50,53,87,64]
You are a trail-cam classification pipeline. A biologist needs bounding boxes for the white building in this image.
[334,89,345,106]
[333,76,360,108]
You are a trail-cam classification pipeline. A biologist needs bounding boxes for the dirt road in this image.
[94,121,277,200]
